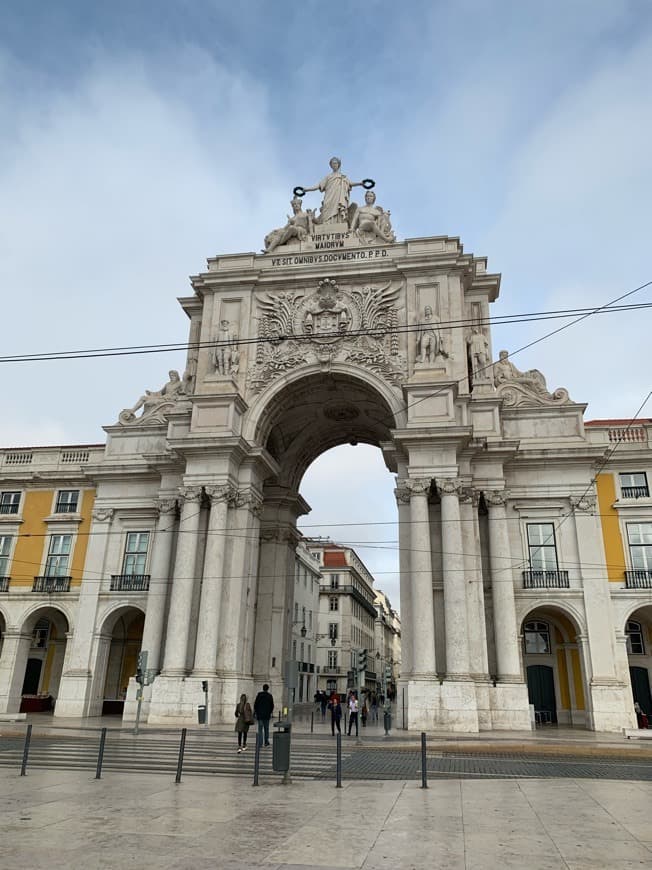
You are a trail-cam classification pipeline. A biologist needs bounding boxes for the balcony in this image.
[110,574,150,592]
[522,570,570,589]
[625,570,652,589]
[33,576,71,593]
[621,486,649,499]
[322,665,341,674]
[0,577,9,592]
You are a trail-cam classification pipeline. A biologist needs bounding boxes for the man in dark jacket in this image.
[253,683,274,747]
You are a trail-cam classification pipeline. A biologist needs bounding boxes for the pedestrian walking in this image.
[253,683,274,747]
[320,690,328,720]
[235,693,254,753]
[329,696,342,736]
[348,692,359,736]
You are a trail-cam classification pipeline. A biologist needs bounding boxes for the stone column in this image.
[405,478,437,677]
[437,478,471,679]
[192,486,232,675]
[0,630,32,714]
[394,483,413,678]
[486,490,521,681]
[141,497,178,674]
[161,486,203,676]
[460,488,489,678]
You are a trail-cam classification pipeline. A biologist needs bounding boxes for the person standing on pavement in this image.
[329,696,342,736]
[253,683,274,747]
[235,693,253,753]
[348,691,359,737]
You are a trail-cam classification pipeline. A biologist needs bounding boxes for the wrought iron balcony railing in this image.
[0,577,9,592]
[33,576,71,592]
[625,570,652,589]
[522,570,570,589]
[322,665,341,674]
[621,486,650,499]
[110,574,150,592]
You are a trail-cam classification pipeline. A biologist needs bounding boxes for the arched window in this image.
[626,620,645,655]
[523,620,551,654]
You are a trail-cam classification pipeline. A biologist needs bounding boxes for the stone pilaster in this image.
[460,488,489,679]
[161,486,203,676]
[0,630,32,714]
[55,506,114,717]
[141,497,177,673]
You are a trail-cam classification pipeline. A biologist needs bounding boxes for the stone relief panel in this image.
[493,350,572,407]
[246,277,406,394]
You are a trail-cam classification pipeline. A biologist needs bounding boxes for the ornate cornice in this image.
[570,494,597,512]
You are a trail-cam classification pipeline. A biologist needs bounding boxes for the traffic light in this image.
[357,648,367,671]
[201,680,208,693]
[136,650,148,685]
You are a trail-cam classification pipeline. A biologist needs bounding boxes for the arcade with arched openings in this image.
[19,606,70,713]
[94,605,145,717]
[521,606,587,728]
[624,604,652,718]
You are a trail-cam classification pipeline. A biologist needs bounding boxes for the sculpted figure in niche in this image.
[416,306,447,364]
[302,157,364,225]
[263,196,313,254]
[351,190,396,244]
[466,326,490,383]
[214,320,239,376]
[493,350,549,395]
[121,370,184,422]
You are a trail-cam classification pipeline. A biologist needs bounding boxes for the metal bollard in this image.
[252,732,261,787]
[310,711,314,733]
[420,731,428,789]
[20,723,32,776]
[175,727,187,784]
[95,727,107,780]
[336,731,342,788]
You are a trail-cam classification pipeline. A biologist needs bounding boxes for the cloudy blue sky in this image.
[2,1,651,609]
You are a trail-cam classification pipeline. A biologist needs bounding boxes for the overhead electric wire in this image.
[1,295,651,364]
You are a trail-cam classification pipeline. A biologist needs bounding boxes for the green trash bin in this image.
[197,705,207,725]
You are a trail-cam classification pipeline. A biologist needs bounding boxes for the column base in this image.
[588,680,637,732]
[147,674,255,726]
[488,681,531,730]
[405,679,480,732]
[53,670,93,718]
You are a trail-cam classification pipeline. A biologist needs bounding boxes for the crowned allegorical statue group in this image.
[263,156,396,253]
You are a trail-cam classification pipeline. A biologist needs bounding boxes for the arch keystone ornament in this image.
[32,155,636,734]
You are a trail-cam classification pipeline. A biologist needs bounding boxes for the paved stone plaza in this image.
[2,766,652,869]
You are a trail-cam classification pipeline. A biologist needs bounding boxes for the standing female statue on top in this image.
[299,157,366,225]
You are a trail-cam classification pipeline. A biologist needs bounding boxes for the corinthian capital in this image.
[436,478,463,497]
[404,477,432,497]
[484,489,509,507]
[570,494,596,512]
[394,483,411,505]
[205,484,234,505]
[157,497,178,515]
[179,485,203,503]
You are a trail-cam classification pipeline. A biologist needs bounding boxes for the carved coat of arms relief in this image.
[246,278,406,394]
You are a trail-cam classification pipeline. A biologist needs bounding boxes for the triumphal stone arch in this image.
[64,156,635,733]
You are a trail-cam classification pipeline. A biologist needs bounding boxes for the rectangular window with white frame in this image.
[620,472,649,499]
[0,491,20,515]
[329,595,338,611]
[122,532,149,575]
[526,523,559,571]
[328,650,338,669]
[627,523,652,572]
[45,534,72,576]
[0,535,12,576]
[55,490,79,513]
